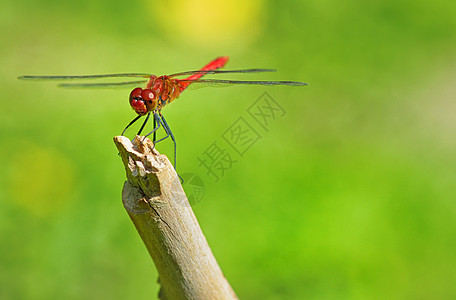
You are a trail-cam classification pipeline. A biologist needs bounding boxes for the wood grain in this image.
[114,136,237,300]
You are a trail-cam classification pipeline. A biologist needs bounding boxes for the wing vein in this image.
[169,69,276,77]
[18,73,152,80]
[178,79,309,86]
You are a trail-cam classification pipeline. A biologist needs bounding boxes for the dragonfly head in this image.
[129,87,157,115]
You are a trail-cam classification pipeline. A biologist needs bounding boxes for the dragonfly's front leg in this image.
[121,115,143,136]
[136,112,151,136]
[143,112,162,145]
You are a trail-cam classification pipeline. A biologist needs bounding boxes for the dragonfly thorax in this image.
[129,87,158,115]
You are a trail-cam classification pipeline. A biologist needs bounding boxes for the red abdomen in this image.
[178,56,229,92]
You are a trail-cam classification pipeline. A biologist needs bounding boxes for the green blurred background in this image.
[1,0,456,298]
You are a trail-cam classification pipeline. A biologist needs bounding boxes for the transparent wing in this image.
[168,69,276,77]
[18,73,152,80]
[57,80,149,89]
[179,79,309,87]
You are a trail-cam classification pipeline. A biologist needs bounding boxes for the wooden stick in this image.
[113,136,237,300]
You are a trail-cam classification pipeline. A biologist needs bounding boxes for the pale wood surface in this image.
[114,136,237,300]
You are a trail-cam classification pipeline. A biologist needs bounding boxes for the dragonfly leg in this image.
[146,113,170,149]
[159,113,175,166]
[153,116,157,144]
[154,119,171,144]
[143,112,161,145]
[121,115,143,136]
[137,112,151,136]
[159,113,182,183]
[145,112,183,183]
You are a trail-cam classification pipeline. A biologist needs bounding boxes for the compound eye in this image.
[141,89,155,102]
[130,87,143,100]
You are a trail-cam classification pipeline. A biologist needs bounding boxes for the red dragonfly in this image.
[19,56,308,170]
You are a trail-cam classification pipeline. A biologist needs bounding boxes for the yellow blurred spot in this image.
[8,141,75,217]
[149,0,264,47]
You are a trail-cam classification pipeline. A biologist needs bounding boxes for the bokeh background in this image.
[1,0,456,299]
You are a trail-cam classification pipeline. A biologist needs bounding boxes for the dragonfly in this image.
[18,56,308,173]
